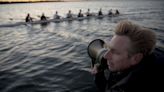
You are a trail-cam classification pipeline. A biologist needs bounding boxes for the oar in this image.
[37,15,50,19]
[9,17,37,22]
[37,15,41,18]
[9,18,23,20]
[9,18,14,20]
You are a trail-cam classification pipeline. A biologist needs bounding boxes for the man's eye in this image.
[111,50,119,55]
[110,49,114,53]
[115,51,121,55]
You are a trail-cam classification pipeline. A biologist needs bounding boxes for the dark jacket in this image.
[95,48,164,92]
[41,15,46,21]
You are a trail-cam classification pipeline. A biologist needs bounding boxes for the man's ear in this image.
[131,53,143,65]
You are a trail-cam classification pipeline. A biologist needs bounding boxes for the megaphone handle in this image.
[95,58,108,72]
[91,59,95,67]
[99,58,108,70]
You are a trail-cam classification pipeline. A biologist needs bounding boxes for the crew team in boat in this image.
[25,9,120,22]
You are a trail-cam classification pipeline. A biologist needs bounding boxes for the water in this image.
[0,0,164,92]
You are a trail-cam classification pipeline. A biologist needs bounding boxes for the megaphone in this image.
[87,39,108,66]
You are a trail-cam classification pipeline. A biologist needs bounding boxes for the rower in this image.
[77,9,84,17]
[40,13,47,21]
[86,8,92,16]
[25,13,33,22]
[115,9,120,15]
[54,11,60,19]
[66,10,73,18]
[98,8,103,16]
[108,9,113,15]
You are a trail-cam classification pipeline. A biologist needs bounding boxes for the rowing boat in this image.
[0,14,116,27]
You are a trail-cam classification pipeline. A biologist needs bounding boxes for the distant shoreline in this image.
[0,1,70,4]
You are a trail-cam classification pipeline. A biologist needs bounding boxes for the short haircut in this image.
[115,20,156,56]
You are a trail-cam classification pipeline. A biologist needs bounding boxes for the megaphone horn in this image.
[87,39,108,65]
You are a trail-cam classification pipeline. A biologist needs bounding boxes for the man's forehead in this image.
[105,35,131,49]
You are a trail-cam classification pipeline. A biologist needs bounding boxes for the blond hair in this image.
[115,20,156,56]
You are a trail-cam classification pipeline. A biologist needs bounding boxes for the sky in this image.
[0,0,80,2]
[0,0,160,2]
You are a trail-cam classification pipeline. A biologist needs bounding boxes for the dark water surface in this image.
[0,0,164,92]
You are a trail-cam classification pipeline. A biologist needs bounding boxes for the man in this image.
[77,9,84,17]
[108,9,113,16]
[66,10,73,18]
[86,8,92,17]
[40,13,47,21]
[25,13,33,22]
[115,9,120,15]
[53,11,60,19]
[91,20,164,92]
[98,8,103,16]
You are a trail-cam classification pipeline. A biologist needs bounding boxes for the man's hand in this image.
[91,64,100,75]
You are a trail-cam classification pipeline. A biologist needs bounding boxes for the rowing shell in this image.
[0,15,115,27]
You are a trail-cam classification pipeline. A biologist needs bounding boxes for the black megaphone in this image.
[87,39,108,66]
